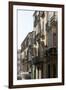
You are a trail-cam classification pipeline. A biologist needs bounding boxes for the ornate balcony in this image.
[31,56,43,65]
[50,15,57,26]
[46,15,57,32]
[46,48,57,56]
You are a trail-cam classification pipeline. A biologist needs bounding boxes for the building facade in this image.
[19,11,58,80]
[20,31,36,79]
[17,49,22,80]
[32,11,58,78]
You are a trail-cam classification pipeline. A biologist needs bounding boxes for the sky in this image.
[17,10,34,49]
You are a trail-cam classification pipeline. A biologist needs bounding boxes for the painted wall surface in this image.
[0,0,66,90]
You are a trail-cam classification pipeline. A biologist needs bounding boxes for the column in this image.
[36,66,38,79]
[39,68,42,79]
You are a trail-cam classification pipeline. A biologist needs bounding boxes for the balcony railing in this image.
[50,15,57,26]
[32,56,42,64]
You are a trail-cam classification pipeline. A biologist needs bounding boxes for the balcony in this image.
[31,56,45,65]
[46,15,57,32]
[50,15,57,26]
[47,48,57,56]
[36,33,40,42]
